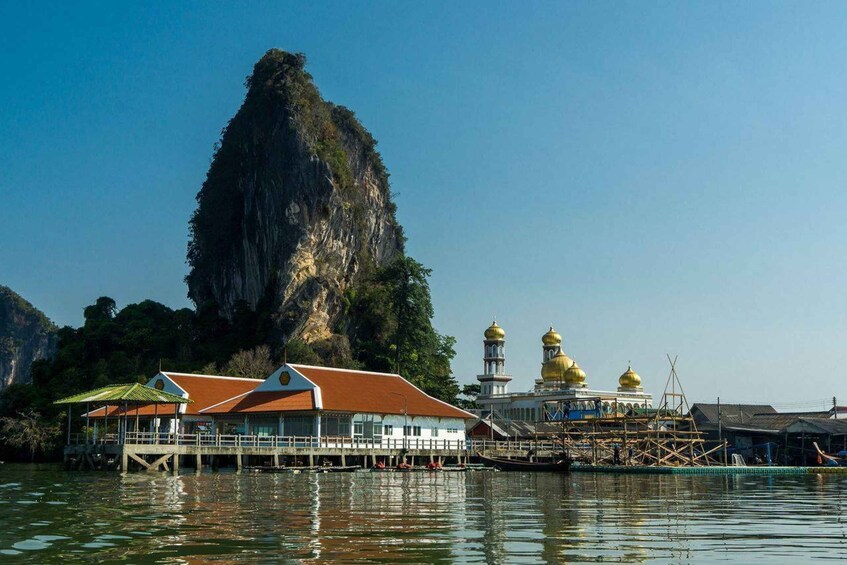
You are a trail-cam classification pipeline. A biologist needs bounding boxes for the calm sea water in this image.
[0,464,846,563]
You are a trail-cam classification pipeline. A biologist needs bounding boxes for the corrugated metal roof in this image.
[54,383,191,405]
[784,418,847,436]
[690,403,776,425]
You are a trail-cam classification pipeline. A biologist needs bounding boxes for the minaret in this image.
[541,326,562,363]
[477,320,512,397]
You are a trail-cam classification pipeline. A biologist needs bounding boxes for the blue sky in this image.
[2,2,847,407]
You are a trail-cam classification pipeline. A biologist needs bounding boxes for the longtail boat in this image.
[476,453,570,472]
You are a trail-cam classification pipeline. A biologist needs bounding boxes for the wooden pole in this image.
[174,403,180,446]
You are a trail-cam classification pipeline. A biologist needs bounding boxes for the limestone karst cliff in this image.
[186,50,404,345]
[0,286,57,389]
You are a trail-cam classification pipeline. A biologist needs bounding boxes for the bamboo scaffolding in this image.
[530,356,722,467]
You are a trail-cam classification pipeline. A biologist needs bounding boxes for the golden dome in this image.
[541,349,573,381]
[542,326,562,346]
[619,364,642,389]
[564,360,587,386]
[484,321,505,340]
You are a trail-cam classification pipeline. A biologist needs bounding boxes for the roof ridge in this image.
[198,390,254,413]
[289,364,400,378]
[163,372,264,382]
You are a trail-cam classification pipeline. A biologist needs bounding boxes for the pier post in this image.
[371,454,376,467]
[121,449,128,473]
[195,453,202,471]
[309,454,314,467]
[273,454,279,467]
[341,453,346,467]
[173,454,179,475]
[236,453,242,471]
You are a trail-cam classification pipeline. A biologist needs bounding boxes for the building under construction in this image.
[473,354,726,467]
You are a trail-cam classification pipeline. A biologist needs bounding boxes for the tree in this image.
[348,255,459,402]
[225,345,275,379]
[456,384,481,410]
[284,339,322,366]
[0,411,61,461]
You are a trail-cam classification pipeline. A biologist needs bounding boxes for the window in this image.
[322,415,351,437]
[432,428,439,437]
[283,415,314,437]
[383,424,393,436]
[446,428,458,433]
[403,425,422,436]
[353,421,363,436]
[252,420,277,437]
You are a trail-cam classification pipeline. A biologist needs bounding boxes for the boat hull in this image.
[477,453,570,472]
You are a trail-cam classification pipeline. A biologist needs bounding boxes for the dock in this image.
[573,464,847,475]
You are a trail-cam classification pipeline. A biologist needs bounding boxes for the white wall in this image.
[144,372,189,415]
[374,414,467,441]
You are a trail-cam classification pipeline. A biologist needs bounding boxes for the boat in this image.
[476,453,570,472]
[813,442,846,466]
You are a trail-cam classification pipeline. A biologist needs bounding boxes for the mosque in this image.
[475,321,653,424]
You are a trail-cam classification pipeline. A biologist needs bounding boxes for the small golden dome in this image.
[542,326,562,346]
[619,364,642,388]
[484,320,505,340]
[541,349,573,381]
[564,360,587,386]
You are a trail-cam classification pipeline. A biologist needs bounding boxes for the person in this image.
[613,444,621,465]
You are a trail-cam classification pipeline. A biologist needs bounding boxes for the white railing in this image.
[120,432,467,451]
[68,433,563,453]
[69,432,120,445]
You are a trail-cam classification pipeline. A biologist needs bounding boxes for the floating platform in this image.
[243,465,361,473]
[572,464,847,475]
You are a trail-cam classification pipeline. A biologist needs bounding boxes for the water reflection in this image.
[1,465,846,562]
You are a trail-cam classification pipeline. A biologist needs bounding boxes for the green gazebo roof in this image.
[54,383,192,405]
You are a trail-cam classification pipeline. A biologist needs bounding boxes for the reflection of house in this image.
[475,322,653,426]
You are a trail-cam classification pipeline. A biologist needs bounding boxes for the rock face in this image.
[186,50,404,344]
[0,286,57,388]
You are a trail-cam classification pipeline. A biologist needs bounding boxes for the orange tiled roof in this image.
[163,373,262,415]
[201,390,315,414]
[86,367,474,420]
[85,373,262,418]
[293,365,475,419]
